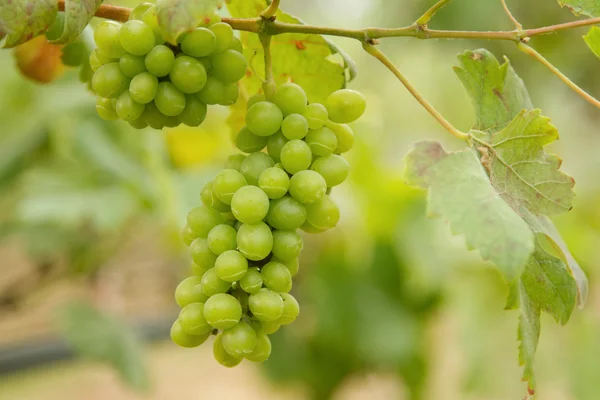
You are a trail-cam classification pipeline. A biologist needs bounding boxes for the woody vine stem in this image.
[57,0,600,140]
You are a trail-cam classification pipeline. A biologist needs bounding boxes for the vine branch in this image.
[261,0,280,20]
[363,44,468,141]
[260,34,276,100]
[500,0,523,31]
[415,0,452,26]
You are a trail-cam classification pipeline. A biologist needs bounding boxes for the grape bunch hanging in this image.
[90,3,247,129]
[173,83,366,366]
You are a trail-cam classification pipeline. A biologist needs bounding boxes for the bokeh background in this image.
[1,0,600,399]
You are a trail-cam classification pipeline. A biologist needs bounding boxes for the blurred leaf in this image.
[404,140,534,283]
[59,302,149,391]
[156,0,221,44]
[470,109,575,216]
[517,282,540,396]
[557,0,600,17]
[584,26,600,59]
[369,240,404,300]
[13,36,65,83]
[454,49,532,133]
[50,0,102,44]
[0,0,56,48]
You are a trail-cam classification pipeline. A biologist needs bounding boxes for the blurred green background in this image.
[1,0,600,399]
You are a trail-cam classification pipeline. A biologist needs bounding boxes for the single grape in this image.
[129,2,154,21]
[260,261,292,293]
[272,256,299,276]
[175,276,207,307]
[266,196,307,230]
[197,76,224,105]
[276,293,300,325]
[209,22,234,53]
[213,334,242,368]
[61,41,86,67]
[247,94,266,109]
[96,97,118,120]
[236,127,267,153]
[281,113,309,140]
[305,126,338,157]
[207,224,237,255]
[141,101,168,129]
[266,131,288,163]
[187,206,225,237]
[191,261,211,278]
[245,333,271,362]
[180,95,208,127]
[325,122,355,154]
[303,103,328,129]
[129,72,158,104]
[92,62,129,98]
[179,302,212,335]
[221,321,257,358]
[246,102,283,137]
[93,49,115,65]
[229,36,243,53]
[271,230,303,262]
[213,169,247,204]
[248,290,284,322]
[141,6,165,44]
[215,250,248,282]
[239,267,263,294]
[145,45,175,77]
[171,320,210,348]
[225,154,246,171]
[240,152,275,186]
[116,91,145,121]
[237,222,273,261]
[204,293,242,330]
[129,117,148,129]
[306,195,340,230]
[201,268,232,297]
[170,56,208,94]
[288,170,327,205]
[155,81,186,116]
[201,181,227,211]
[235,290,250,311]
[211,50,248,83]
[119,53,146,78]
[219,83,239,106]
[311,154,349,187]
[198,56,213,74]
[325,89,366,123]
[119,20,155,56]
[190,238,218,269]
[94,21,126,58]
[45,12,65,41]
[272,83,307,116]
[280,140,312,174]
[89,51,103,72]
[181,27,217,57]
[258,167,290,199]
[231,186,270,224]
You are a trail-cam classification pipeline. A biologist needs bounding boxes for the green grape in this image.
[235,289,250,311]
[141,6,165,44]
[325,89,366,123]
[237,222,273,261]
[197,76,224,105]
[181,27,217,57]
[129,117,148,129]
[191,261,211,277]
[266,196,307,230]
[247,94,266,109]
[204,293,242,330]
[219,83,239,106]
[311,154,349,187]
[276,293,300,325]
[141,101,168,129]
[258,167,289,199]
[215,250,248,282]
[248,290,284,322]
[182,224,197,246]
[198,57,213,74]
[246,102,283,137]
[96,97,118,120]
[187,206,225,237]
[89,51,103,72]
[260,261,292,293]
[258,321,280,334]
[211,50,248,83]
[179,302,212,335]
[245,333,271,362]
[326,122,355,153]
[213,169,247,204]
[171,320,210,348]
[170,56,207,94]
[221,321,257,358]
[129,2,154,21]
[281,113,309,140]
[119,53,145,78]
[273,83,307,116]
[225,154,246,171]
[300,219,326,233]
[155,82,186,116]
[266,131,288,163]
[61,42,86,67]
[213,334,242,368]
[280,140,312,174]
[94,49,115,65]
[116,91,145,121]
[273,256,299,277]
[46,12,65,41]
[272,230,303,262]
[236,127,267,153]
[175,276,207,307]
[201,181,228,211]
[144,45,175,77]
[190,238,218,269]
[207,224,237,255]
[231,186,270,224]
[94,21,126,58]
[306,195,340,230]
[239,267,262,294]
[129,72,158,104]
[303,103,328,129]
[305,126,338,157]
[92,62,129,98]
[180,95,208,127]
[229,36,243,52]
[201,268,232,297]
[209,22,234,53]
[240,152,275,186]
[119,20,155,56]
[288,170,327,205]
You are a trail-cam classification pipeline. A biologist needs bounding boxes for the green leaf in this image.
[557,0,600,17]
[517,283,541,396]
[50,0,103,44]
[404,140,534,283]
[59,302,149,391]
[0,0,56,48]
[156,0,221,44]
[454,49,533,133]
[583,26,600,59]
[470,109,575,216]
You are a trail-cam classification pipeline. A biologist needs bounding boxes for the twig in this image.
[500,0,523,31]
[415,0,453,26]
[261,0,280,20]
[259,34,276,100]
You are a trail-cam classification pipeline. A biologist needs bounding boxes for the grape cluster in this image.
[90,3,247,129]
[171,83,366,367]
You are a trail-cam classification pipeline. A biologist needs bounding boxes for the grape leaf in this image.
[50,0,103,44]
[470,109,575,216]
[403,140,534,283]
[557,0,600,17]
[454,49,533,133]
[0,0,56,48]
[156,0,222,44]
[583,26,600,59]
[517,283,541,397]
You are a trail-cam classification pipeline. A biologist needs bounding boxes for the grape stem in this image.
[500,0,523,31]
[261,0,280,20]
[259,34,276,100]
[415,0,453,26]
[363,44,469,141]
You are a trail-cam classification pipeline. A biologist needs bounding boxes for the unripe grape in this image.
[240,152,275,186]
[258,321,280,334]
[305,126,338,157]
[300,219,326,234]
[215,250,248,282]
[219,82,239,106]
[311,154,350,187]
[246,102,283,137]
[92,63,129,98]
[288,170,327,205]
[175,276,207,307]
[326,122,355,153]
[140,6,165,44]
[229,36,243,53]
[96,97,118,120]
[201,182,231,212]
[190,238,218,269]
[180,95,208,127]
[187,206,225,237]
[231,186,270,224]
[303,103,328,129]
[272,230,303,262]
[236,127,267,153]
[266,196,307,230]
[280,140,312,174]
[181,27,217,57]
[281,113,309,140]
[247,94,266,109]
[245,333,271,362]
[276,293,300,325]
[239,267,263,294]
[306,195,340,230]
[273,256,300,276]
[155,81,186,116]
[213,334,242,367]
[145,45,175,77]
[237,222,273,261]
[116,91,145,121]
[128,117,148,129]
[191,261,211,278]
[249,290,284,322]
[225,154,246,171]
[273,83,307,116]
[201,268,232,297]
[221,321,257,358]
[324,89,366,123]
[119,20,155,56]
[258,167,290,199]
[141,101,169,129]
[204,293,242,330]
[179,302,212,335]
[211,50,248,83]
[170,56,208,94]
[197,76,225,105]
[129,72,158,104]
[94,21,126,58]
[209,22,234,53]
[267,131,288,163]
[213,169,247,204]
[129,2,154,21]
[207,224,237,255]
[171,320,210,348]
[260,261,292,293]
[119,53,146,78]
